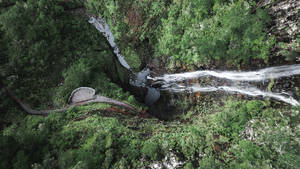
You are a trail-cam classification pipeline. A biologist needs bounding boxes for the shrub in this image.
[155,0,275,66]
[141,141,160,161]
[54,58,94,105]
[216,101,250,138]
[246,100,265,117]
[184,162,194,169]
[0,0,108,106]
[54,55,140,107]
[198,156,224,169]
[13,151,30,169]
[229,140,266,167]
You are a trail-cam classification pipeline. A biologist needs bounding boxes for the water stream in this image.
[89,16,300,107]
[150,64,300,83]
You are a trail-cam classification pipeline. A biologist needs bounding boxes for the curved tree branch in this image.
[2,84,137,116]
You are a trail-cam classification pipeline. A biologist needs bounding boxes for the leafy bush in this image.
[0,0,115,107]
[141,140,161,161]
[1,99,300,169]
[54,58,95,105]
[228,140,267,168]
[13,150,30,169]
[216,101,251,138]
[1,0,298,169]
[155,0,275,66]
[246,100,265,117]
[54,56,140,106]
[198,156,224,169]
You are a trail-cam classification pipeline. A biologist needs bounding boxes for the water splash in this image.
[150,64,300,83]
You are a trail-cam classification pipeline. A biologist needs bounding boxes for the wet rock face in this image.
[259,0,299,57]
[146,152,185,169]
[260,0,299,41]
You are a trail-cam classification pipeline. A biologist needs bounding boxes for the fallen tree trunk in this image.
[75,95,137,112]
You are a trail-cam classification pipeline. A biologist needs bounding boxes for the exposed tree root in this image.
[2,85,138,116]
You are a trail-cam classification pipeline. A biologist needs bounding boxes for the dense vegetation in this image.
[86,0,277,68]
[1,100,300,168]
[1,0,299,169]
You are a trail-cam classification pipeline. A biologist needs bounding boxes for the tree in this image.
[0,0,114,107]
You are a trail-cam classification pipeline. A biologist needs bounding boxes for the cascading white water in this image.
[151,64,300,106]
[89,15,299,106]
[150,64,300,83]
[89,16,160,105]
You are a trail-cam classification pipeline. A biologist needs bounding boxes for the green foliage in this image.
[54,56,140,106]
[0,0,136,111]
[72,161,88,169]
[54,58,95,105]
[278,36,300,61]
[155,0,275,66]
[1,0,299,169]
[229,140,267,168]
[0,0,110,107]
[246,100,265,117]
[1,99,300,169]
[50,115,145,169]
[58,149,77,169]
[184,162,194,169]
[198,156,224,169]
[1,107,145,169]
[85,0,171,70]
[214,100,265,139]
[13,150,30,169]
[0,134,18,168]
[141,141,160,161]
[182,111,195,120]
[216,101,251,137]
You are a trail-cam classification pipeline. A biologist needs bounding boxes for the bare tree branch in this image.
[2,84,137,116]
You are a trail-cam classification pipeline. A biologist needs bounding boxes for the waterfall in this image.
[89,16,299,106]
[150,64,300,106]
[89,16,160,105]
[150,64,300,83]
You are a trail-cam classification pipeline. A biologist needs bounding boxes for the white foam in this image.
[151,64,300,83]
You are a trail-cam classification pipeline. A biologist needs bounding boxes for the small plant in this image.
[246,100,265,117]
[141,141,161,161]
[182,111,195,120]
[216,101,250,137]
